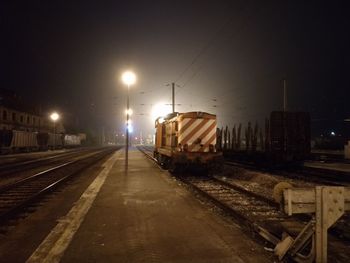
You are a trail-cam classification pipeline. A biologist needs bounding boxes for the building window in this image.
[2,110,7,120]
[12,112,16,121]
[33,117,36,125]
[20,115,24,123]
[27,116,30,124]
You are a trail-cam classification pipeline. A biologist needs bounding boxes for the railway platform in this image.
[305,161,350,173]
[27,148,273,263]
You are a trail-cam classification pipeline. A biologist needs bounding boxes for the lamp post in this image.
[50,112,60,150]
[122,71,136,168]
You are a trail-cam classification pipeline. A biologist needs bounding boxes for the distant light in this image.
[122,71,136,86]
[122,134,125,137]
[125,109,133,115]
[128,125,133,133]
[331,131,336,136]
[50,112,59,122]
[126,119,132,125]
[135,137,138,140]
[151,103,171,121]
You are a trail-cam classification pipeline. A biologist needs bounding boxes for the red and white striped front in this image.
[178,118,217,152]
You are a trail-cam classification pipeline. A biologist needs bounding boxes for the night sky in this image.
[1,1,349,137]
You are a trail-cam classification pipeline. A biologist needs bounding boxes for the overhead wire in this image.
[176,2,268,91]
[174,15,235,84]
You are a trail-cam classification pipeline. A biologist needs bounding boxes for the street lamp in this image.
[122,71,136,168]
[50,112,60,150]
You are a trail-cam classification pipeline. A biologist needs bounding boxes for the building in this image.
[0,89,64,133]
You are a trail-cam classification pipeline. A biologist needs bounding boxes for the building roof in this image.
[0,89,41,115]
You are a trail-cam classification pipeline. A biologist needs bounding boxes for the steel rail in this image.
[0,147,118,222]
[224,160,350,186]
[0,148,92,176]
[138,145,350,184]
[137,145,350,262]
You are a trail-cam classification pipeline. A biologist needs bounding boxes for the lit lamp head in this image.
[125,109,133,115]
[122,71,136,87]
[50,112,60,122]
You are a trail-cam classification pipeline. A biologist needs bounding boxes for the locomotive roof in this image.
[155,111,216,124]
[177,111,216,120]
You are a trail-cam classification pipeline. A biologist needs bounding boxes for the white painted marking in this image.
[179,118,203,141]
[187,119,214,144]
[26,152,121,263]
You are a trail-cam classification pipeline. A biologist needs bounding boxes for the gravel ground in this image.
[215,165,350,241]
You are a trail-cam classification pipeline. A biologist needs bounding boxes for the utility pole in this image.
[126,86,129,166]
[172,82,175,113]
[283,78,287,112]
[283,78,287,153]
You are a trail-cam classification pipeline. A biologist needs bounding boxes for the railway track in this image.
[139,145,350,185]
[0,147,118,223]
[0,148,107,188]
[137,145,350,262]
[0,148,92,176]
[224,160,350,187]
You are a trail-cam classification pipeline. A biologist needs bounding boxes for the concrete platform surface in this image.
[305,161,350,173]
[28,149,273,263]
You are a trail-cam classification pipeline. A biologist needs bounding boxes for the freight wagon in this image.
[0,130,39,153]
[269,111,310,164]
[64,134,81,147]
[0,130,82,153]
[220,111,310,166]
[154,111,223,172]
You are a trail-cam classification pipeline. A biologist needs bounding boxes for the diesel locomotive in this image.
[154,111,223,172]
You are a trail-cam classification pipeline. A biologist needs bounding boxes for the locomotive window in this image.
[175,121,178,131]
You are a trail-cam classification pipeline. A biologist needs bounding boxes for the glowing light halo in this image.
[125,109,133,115]
[50,112,59,122]
[122,71,136,86]
[151,103,172,122]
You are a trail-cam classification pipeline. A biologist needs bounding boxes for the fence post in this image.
[232,125,236,150]
[237,123,241,150]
